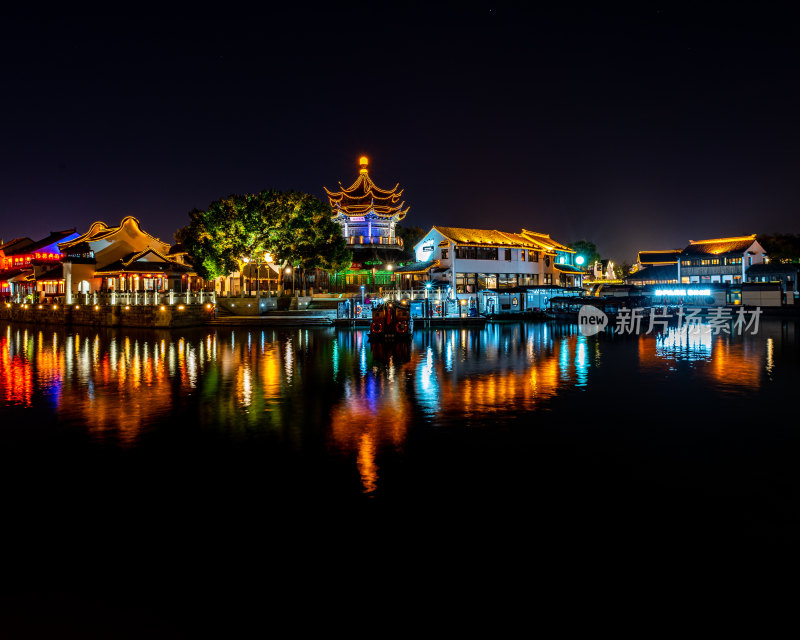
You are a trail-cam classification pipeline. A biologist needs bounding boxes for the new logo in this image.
[578,305,609,336]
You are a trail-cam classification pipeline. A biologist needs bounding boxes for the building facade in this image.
[407,226,586,314]
[677,235,766,284]
[0,230,80,300]
[58,216,194,303]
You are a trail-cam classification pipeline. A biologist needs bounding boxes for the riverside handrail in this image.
[12,291,217,306]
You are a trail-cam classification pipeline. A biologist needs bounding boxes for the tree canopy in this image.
[396,224,425,250]
[568,240,602,266]
[757,233,800,263]
[180,190,351,281]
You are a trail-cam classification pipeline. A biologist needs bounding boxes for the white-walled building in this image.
[677,235,767,284]
[58,216,193,303]
[407,226,587,308]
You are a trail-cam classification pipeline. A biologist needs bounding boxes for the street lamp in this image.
[264,252,272,296]
[286,266,294,296]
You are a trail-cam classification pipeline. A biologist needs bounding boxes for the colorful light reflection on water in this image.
[0,320,794,496]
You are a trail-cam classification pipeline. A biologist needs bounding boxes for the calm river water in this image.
[2,318,799,621]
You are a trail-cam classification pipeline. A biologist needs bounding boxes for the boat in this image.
[369,301,414,340]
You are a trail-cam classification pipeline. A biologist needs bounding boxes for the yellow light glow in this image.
[178,305,184,310]
[359,155,369,166]
[160,306,166,311]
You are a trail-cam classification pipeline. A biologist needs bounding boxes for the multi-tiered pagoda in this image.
[325,156,408,251]
[324,157,413,288]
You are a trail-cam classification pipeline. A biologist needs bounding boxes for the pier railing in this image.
[337,289,475,319]
[11,291,216,307]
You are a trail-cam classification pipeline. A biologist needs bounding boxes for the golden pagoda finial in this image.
[359,156,369,174]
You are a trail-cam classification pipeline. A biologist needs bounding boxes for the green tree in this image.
[181,190,350,296]
[396,224,425,250]
[181,193,271,295]
[614,262,633,279]
[568,240,602,267]
[757,233,800,263]
[263,190,351,295]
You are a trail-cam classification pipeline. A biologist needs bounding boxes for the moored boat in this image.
[369,301,414,340]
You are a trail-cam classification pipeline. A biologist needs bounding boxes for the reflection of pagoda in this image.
[324,156,414,289]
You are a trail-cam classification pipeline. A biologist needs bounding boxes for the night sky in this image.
[3,5,798,263]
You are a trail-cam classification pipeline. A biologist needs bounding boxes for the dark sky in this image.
[2,4,799,263]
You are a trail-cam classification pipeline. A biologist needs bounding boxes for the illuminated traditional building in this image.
[0,230,79,300]
[677,235,766,284]
[58,216,194,303]
[625,249,680,285]
[324,156,413,289]
[411,226,587,312]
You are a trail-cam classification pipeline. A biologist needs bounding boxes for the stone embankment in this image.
[0,302,213,328]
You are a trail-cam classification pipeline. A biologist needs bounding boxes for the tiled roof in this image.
[59,217,166,250]
[519,229,573,252]
[394,259,439,274]
[682,235,758,256]
[637,250,681,264]
[22,229,77,253]
[95,249,190,274]
[0,238,33,254]
[434,226,540,248]
[36,265,64,281]
[0,268,30,281]
[626,264,678,282]
[554,264,589,274]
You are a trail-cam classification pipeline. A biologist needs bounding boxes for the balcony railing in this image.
[347,235,404,247]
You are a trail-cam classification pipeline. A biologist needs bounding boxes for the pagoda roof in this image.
[636,249,681,264]
[324,157,409,220]
[682,235,759,256]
